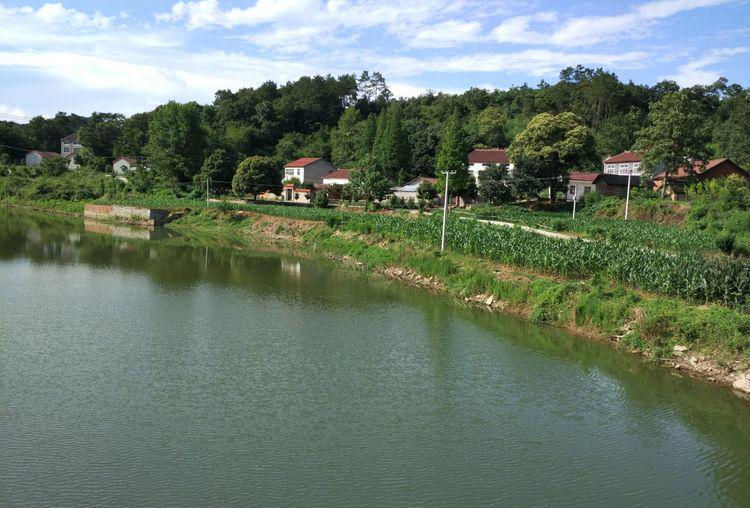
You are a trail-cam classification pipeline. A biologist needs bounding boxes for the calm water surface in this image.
[1,209,750,507]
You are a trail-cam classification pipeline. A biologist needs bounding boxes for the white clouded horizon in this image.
[0,0,746,116]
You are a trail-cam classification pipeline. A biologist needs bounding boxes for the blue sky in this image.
[0,0,748,120]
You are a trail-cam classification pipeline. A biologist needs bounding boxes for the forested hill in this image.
[2,67,749,183]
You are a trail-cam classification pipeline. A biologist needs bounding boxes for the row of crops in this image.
[464,206,717,253]
[338,212,750,310]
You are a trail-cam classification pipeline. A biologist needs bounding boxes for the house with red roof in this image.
[25,150,61,167]
[322,168,351,186]
[282,157,335,185]
[113,157,139,175]
[653,158,749,199]
[60,133,82,156]
[281,157,334,203]
[603,151,642,175]
[467,148,514,184]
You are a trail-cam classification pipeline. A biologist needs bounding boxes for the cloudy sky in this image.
[0,0,748,120]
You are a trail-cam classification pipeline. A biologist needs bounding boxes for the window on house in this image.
[569,185,576,194]
[285,169,294,176]
[619,164,628,175]
[63,146,70,153]
[584,186,592,193]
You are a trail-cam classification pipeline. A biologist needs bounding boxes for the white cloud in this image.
[491,0,732,47]
[492,12,556,45]
[0,103,29,122]
[0,2,113,29]
[410,20,482,48]
[665,47,749,86]
[156,0,317,29]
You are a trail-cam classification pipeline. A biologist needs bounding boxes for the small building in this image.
[391,176,438,201]
[282,183,318,204]
[603,151,642,175]
[468,148,514,184]
[566,173,600,201]
[283,157,335,184]
[653,158,749,199]
[322,169,350,186]
[25,150,60,166]
[113,157,138,175]
[60,134,82,156]
[566,172,643,201]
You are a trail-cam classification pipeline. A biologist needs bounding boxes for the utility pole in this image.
[624,168,632,221]
[206,177,210,207]
[572,186,577,219]
[440,170,456,252]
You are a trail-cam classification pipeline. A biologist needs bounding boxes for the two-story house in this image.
[282,158,335,184]
[603,151,641,175]
[281,158,335,203]
[60,134,82,156]
[467,148,514,184]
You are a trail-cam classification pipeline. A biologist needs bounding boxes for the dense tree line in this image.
[2,67,749,190]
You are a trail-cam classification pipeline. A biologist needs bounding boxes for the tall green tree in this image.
[476,105,509,148]
[478,163,513,204]
[371,103,411,183]
[634,92,710,197]
[349,153,391,204]
[144,101,207,181]
[232,156,281,199]
[436,113,470,196]
[715,93,750,168]
[195,148,235,186]
[78,112,125,156]
[508,112,598,201]
[330,108,363,167]
[113,112,150,158]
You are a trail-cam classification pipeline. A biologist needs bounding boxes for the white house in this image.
[322,169,350,186]
[113,157,138,175]
[603,151,641,175]
[391,176,437,201]
[25,150,60,166]
[283,157,335,184]
[60,134,82,156]
[467,148,514,184]
[566,173,600,202]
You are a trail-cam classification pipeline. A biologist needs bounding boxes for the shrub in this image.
[715,233,736,254]
[312,189,329,208]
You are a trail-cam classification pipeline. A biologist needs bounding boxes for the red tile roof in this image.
[113,156,138,165]
[284,157,321,168]
[653,159,738,180]
[568,172,601,182]
[324,169,350,180]
[604,151,640,164]
[61,133,78,142]
[28,150,60,158]
[468,148,509,164]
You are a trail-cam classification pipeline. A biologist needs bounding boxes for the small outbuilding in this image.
[391,176,438,201]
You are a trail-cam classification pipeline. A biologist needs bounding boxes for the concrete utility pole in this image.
[624,168,632,221]
[572,186,577,219]
[440,170,456,252]
[206,177,210,206]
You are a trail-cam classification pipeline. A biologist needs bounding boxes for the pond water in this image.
[1,209,750,507]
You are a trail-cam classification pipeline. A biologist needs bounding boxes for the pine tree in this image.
[371,103,411,184]
[330,108,363,167]
[436,113,470,196]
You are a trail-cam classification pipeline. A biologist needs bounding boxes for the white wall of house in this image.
[283,159,335,184]
[322,177,349,186]
[469,162,514,185]
[113,159,136,175]
[566,181,596,202]
[61,141,82,156]
[25,152,43,166]
[604,161,641,175]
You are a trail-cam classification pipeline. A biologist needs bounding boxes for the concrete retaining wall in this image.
[84,204,170,225]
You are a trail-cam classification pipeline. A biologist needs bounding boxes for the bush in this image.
[312,189,329,208]
[715,233,736,254]
[549,219,568,231]
[582,190,603,207]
